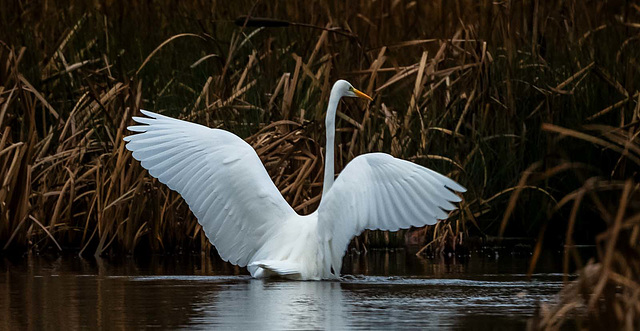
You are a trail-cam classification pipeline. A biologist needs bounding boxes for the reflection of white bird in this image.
[125,80,465,280]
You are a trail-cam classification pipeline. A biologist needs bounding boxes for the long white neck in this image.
[322,89,342,197]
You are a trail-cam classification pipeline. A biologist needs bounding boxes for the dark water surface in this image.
[0,251,569,330]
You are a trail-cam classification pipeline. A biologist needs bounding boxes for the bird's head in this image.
[333,80,373,101]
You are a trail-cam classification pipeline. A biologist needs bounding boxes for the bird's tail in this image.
[248,260,302,279]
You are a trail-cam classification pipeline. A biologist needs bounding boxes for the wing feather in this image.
[125,110,297,267]
[317,153,465,276]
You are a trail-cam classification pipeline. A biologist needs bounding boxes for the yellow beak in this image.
[352,88,373,101]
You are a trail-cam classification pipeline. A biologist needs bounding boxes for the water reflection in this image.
[197,280,347,330]
[0,251,569,330]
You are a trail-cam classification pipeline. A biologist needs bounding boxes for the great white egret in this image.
[124,80,465,280]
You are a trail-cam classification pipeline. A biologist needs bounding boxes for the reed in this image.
[503,123,640,329]
[0,0,637,291]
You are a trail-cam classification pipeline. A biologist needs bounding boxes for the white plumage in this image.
[124,80,465,280]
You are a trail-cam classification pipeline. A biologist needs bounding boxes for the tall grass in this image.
[0,0,638,279]
[503,123,640,329]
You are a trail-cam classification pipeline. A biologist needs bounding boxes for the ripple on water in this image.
[340,274,564,288]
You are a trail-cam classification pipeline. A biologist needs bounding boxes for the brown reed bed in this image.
[0,0,638,301]
[500,123,640,329]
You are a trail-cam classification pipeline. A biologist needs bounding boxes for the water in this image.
[0,251,569,330]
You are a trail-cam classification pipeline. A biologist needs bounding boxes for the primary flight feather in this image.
[124,80,465,280]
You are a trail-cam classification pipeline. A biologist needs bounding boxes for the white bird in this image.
[124,80,465,280]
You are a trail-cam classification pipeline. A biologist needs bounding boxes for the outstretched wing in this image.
[124,110,297,266]
[317,153,465,276]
